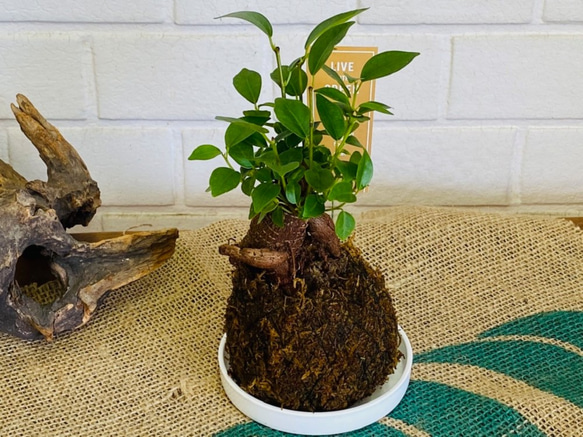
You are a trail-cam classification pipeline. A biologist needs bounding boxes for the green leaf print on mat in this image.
[216,312,581,435]
[416,340,583,408]
[479,310,583,349]
[214,420,406,436]
[390,380,546,437]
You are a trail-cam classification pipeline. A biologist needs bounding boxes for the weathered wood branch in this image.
[0,95,178,341]
[11,94,101,228]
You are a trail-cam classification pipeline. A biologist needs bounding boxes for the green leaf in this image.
[360,51,420,82]
[243,131,268,149]
[328,181,357,203]
[315,86,351,107]
[345,135,364,149]
[305,8,368,49]
[316,94,347,141]
[252,182,281,213]
[285,181,301,205]
[243,110,271,119]
[279,148,303,166]
[224,123,255,149]
[358,100,393,115]
[312,145,332,165]
[259,201,278,219]
[217,11,273,37]
[308,21,354,75]
[241,176,255,196]
[335,211,355,240]
[287,167,305,183]
[255,167,273,183]
[209,167,240,197]
[216,116,269,133]
[219,116,269,149]
[322,65,351,96]
[274,98,311,139]
[233,68,262,104]
[356,150,373,189]
[305,166,335,192]
[302,194,325,219]
[271,207,284,227]
[286,66,308,96]
[271,161,299,177]
[271,65,290,88]
[336,160,358,180]
[230,143,254,168]
[188,144,222,161]
[350,150,362,164]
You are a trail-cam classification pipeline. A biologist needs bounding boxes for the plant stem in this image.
[307,83,315,167]
[270,38,286,98]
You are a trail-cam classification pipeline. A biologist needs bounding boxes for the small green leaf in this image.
[336,160,358,180]
[209,167,240,197]
[243,110,271,119]
[217,11,273,37]
[316,94,347,141]
[360,51,420,82]
[308,22,354,75]
[302,194,325,219]
[305,8,368,49]
[286,66,308,96]
[224,123,255,149]
[252,182,281,213]
[243,131,268,149]
[358,101,393,115]
[315,87,351,107]
[242,115,270,127]
[312,145,332,165]
[350,151,362,165]
[328,181,357,203]
[188,144,222,161]
[356,150,373,189]
[271,161,299,177]
[271,65,290,88]
[305,166,335,192]
[285,181,301,205]
[233,68,262,104]
[230,143,254,168]
[279,148,303,166]
[288,167,305,183]
[274,98,311,139]
[345,135,364,149]
[335,211,355,240]
[216,116,269,133]
[271,207,284,227]
[322,65,351,96]
[219,116,269,149]
[241,176,255,196]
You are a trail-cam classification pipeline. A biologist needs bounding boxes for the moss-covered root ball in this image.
[224,240,401,412]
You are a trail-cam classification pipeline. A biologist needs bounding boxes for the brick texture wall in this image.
[1,0,583,231]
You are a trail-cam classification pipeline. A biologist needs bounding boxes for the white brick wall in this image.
[1,0,583,231]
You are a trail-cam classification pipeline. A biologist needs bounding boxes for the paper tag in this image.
[310,46,378,156]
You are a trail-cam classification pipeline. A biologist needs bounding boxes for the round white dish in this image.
[218,326,413,436]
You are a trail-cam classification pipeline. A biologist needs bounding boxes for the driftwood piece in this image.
[0,94,178,341]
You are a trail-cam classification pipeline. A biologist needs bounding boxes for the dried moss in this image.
[224,237,401,412]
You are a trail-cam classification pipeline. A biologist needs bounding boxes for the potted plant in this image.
[190,7,418,431]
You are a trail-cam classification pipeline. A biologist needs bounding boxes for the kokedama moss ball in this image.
[224,238,401,412]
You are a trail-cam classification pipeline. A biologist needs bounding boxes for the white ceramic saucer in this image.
[218,326,413,435]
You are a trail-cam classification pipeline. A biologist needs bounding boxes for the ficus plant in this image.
[190,8,419,239]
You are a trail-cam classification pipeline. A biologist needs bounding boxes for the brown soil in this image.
[221,214,401,412]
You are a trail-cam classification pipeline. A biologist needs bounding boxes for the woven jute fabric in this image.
[0,206,581,436]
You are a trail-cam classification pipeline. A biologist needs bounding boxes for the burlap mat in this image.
[0,206,581,436]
